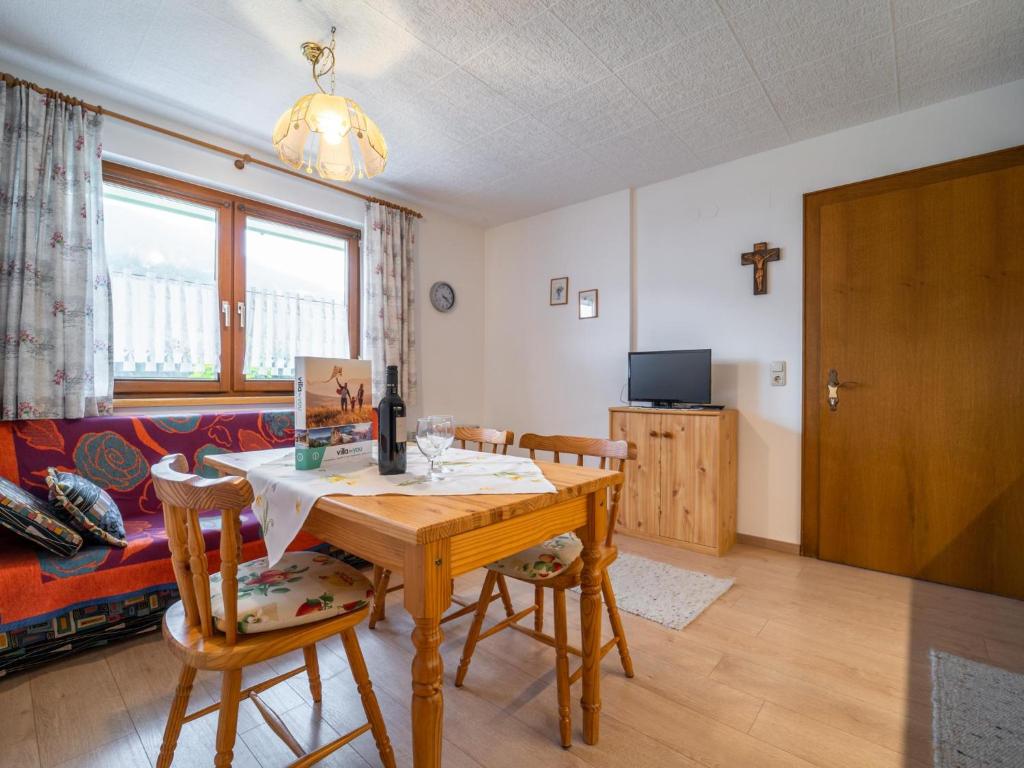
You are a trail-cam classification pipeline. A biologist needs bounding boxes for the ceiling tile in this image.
[762,34,895,122]
[584,120,701,180]
[694,124,790,166]
[466,117,583,176]
[176,0,329,60]
[1,0,1019,226]
[0,0,162,74]
[726,0,891,80]
[461,10,612,111]
[550,0,723,71]
[665,83,783,153]
[541,75,659,147]
[364,0,548,64]
[896,0,1024,87]
[378,112,467,170]
[892,0,977,28]
[617,23,757,117]
[900,52,1024,110]
[785,92,899,140]
[381,67,525,145]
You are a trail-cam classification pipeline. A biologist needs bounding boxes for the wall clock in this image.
[429,281,456,312]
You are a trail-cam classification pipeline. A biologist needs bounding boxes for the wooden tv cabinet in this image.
[609,406,737,556]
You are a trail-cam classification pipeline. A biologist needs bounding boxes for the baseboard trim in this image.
[736,533,801,555]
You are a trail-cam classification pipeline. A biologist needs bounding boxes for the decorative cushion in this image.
[487,532,583,581]
[0,477,83,557]
[45,469,128,548]
[209,551,373,635]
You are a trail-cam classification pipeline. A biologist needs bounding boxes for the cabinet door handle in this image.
[661,431,673,439]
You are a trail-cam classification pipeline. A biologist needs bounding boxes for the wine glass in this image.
[432,415,455,472]
[415,417,445,480]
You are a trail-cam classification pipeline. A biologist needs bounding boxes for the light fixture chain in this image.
[329,26,336,96]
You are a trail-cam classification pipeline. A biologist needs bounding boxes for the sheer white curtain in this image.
[111,271,219,376]
[244,288,349,378]
[110,271,349,379]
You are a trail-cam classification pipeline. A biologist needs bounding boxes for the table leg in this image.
[405,541,451,768]
[578,489,607,745]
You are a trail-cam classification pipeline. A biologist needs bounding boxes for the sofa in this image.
[0,409,330,677]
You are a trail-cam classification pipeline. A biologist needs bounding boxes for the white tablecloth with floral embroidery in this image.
[239,447,556,566]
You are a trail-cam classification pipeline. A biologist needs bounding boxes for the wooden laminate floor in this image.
[3,537,1023,768]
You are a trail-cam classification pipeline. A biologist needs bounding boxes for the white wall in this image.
[1,58,487,424]
[484,191,631,442]
[484,79,1024,545]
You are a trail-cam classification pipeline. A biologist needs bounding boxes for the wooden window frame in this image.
[103,162,361,398]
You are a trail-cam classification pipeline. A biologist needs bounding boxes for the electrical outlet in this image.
[770,361,786,386]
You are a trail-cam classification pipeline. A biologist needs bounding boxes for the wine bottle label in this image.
[395,416,407,443]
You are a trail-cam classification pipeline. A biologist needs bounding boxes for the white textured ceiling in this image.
[1,0,1021,225]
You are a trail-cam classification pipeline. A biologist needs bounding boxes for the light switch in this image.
[770,361,786,386]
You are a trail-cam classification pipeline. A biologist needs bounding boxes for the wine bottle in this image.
[377,365,407,475]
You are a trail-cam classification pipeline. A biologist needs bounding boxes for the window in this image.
[103,163,360,397]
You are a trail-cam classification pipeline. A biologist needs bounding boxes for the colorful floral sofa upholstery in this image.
[0,410,328,677]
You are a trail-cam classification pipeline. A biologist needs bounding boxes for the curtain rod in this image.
[1,72,422,219]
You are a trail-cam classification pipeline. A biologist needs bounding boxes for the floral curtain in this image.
[0,80,112,420]
[362,202,417,404]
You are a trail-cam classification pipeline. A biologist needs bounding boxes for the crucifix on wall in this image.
[741,242,780,295]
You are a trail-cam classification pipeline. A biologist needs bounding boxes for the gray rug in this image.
[932,650,1024,767]
[573,552,733,630]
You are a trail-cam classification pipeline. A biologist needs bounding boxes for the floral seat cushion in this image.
[486,532,584,581]
[210,551,373,635]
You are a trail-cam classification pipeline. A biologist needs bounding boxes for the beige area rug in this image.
[932,650,1024,767]
[572,551,733,630]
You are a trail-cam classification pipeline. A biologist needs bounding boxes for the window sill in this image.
[113,395,293,409]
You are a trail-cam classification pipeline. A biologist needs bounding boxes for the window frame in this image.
[103,162,361,398]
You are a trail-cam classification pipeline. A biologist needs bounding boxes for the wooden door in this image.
[610,410,662,536]
[803,146,1024,599]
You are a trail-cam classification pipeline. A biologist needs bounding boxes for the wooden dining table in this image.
[205,448,622,768]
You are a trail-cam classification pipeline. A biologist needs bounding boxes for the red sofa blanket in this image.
[0,410,330,676]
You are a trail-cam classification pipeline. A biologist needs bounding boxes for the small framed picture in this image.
[578,288,598,319]
[550,276,569,305]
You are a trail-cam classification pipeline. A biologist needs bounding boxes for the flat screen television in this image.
[628,349,712,407]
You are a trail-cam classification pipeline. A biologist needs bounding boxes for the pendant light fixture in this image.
[273,26,387,181]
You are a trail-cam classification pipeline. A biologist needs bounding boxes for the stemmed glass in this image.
[415,417,448,480]
[432,415,455,472]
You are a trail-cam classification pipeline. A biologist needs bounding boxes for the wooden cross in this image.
[741,242,780,295]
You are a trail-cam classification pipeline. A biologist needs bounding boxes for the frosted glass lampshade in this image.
[273,93,387,181]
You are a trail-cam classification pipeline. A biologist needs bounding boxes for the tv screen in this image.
[628,349,712,405]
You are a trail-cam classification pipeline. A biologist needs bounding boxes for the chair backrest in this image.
[518,434,636,546]
[455,426,514,455]
[150,454,254,645]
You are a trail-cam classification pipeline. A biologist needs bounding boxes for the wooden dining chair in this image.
[151,454,395,768]
[454,433,637,748]
[367,426,517,630]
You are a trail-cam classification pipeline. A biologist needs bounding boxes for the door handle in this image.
[236,301,246,329]
[221,300,231,328]
[827,369,859,411]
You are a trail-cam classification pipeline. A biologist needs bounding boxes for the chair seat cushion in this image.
[210,551,373,635]
[487,532,583,581]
